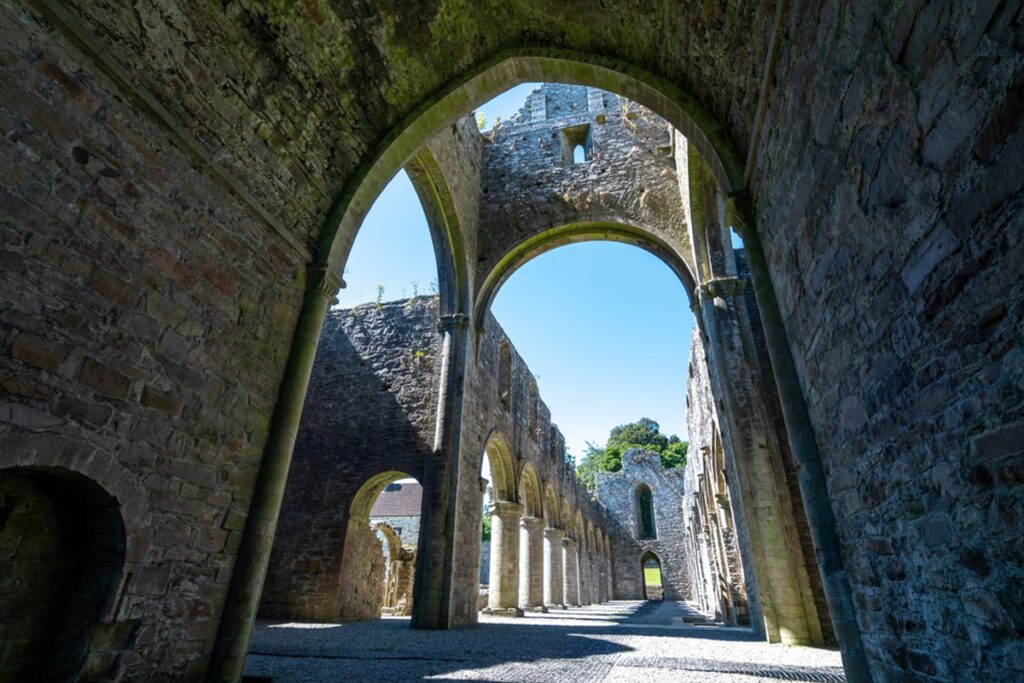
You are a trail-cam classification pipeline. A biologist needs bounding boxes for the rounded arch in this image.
[0,466,127,681]
[518,462,543,518]
[542,481,561,528]
[349,470,416,523]
[317,49,745,283]
[472,222,697,331]
[482,430,516,502]
[374,521,404,563]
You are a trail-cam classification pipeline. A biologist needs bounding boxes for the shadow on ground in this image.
[242,601,846,682]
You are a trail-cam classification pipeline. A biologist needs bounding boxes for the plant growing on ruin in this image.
[375,284,385,309]
[576,418,687,491]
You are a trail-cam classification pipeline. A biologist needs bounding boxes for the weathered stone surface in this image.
[596,449,691,602]
[1,0,1020,679]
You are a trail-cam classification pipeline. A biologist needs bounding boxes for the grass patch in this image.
[643,567,662,586]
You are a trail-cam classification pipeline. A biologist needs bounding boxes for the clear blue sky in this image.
[334,84,696,462]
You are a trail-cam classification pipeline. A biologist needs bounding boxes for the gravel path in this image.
[243,601,846,682]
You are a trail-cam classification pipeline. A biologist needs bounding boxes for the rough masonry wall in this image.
[452,304,612,622]
[477,84,692,295]
[596,450,691,601]
[749,3,1024,679]
[683,328,750,626]
[260,298,440,621]
[0,5,307,679]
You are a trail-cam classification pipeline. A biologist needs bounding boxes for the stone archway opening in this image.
[641,552,664,601]
[338,471,424,622]
[0,467,127,682]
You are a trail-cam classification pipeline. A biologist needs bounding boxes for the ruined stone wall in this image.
[0,5,307,679]
[477,84,692,297]
[596,450,691,601]
[262,296,611,624]
[369,515,420,549]
[747,3,1024,678]
[451,305,612,622]
[260,299,440,620]
[683,328,750,626]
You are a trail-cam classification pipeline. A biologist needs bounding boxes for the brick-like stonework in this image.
[2,1,1021,679]
[597,450,691,601]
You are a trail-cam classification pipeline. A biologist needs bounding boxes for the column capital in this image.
[698,276,746,301]
[520,516,544,532]
[543,527,564,541]
[307,266,344,299]
[437,312,470,332]
[489,500,524,519]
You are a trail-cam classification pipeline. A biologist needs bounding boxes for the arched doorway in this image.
[0,467,126,681]
[338,471,423,621]
[641,552,664,601]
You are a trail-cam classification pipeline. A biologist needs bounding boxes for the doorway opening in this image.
[641,552,663,601]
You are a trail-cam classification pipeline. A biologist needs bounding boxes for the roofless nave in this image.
[0,3,1021,682]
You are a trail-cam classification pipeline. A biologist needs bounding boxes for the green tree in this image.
[576,418,688,491]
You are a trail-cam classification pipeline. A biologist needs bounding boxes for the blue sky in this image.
[334,84,695,462]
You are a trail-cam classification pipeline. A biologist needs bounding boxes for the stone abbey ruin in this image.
[1,2,1022,682]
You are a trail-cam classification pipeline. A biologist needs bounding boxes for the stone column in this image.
[412,312,470,628]
[579,547,591,605]
[486,501,523,615]
[602,552,610,602]
[210,267,340,682]
[543,527,564,608]
[698,276,837,646]
[594,552,605,602]
[563,538,580,606]
[737,205,871,682]
[518,516,546,611]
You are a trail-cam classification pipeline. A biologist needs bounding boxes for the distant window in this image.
[385,483,402,492]
[393,527,402,536]
[637,484,656,539]
[561,123,591,164]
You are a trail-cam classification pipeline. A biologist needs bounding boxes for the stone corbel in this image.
[698,276,746,301]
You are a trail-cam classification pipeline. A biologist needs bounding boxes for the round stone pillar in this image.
[543,527,564,608]
[487,501,523,611]
[579,547,591,605]
[519,516,546,611]
[563,538,580,606]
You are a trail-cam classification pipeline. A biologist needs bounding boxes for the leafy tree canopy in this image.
[576,418,688,491]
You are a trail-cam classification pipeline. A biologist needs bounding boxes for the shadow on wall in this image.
[0,467,132,681]
[259,302,438,622]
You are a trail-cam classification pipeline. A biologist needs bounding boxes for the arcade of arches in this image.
[1,2,1021,682]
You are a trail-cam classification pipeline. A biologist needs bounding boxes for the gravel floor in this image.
[243,601,846,682]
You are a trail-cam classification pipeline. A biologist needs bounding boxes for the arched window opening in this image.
[0,467,127,682]
[636,484,656,540]
[641,552,663,601]
[572,144,586,164]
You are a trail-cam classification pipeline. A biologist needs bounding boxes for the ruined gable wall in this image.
[750,3,1024,679]
[477,84,692,292]
[596,450,691,601]
[260,298,440,620]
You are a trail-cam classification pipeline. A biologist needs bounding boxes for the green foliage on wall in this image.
[576,418,688,491]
